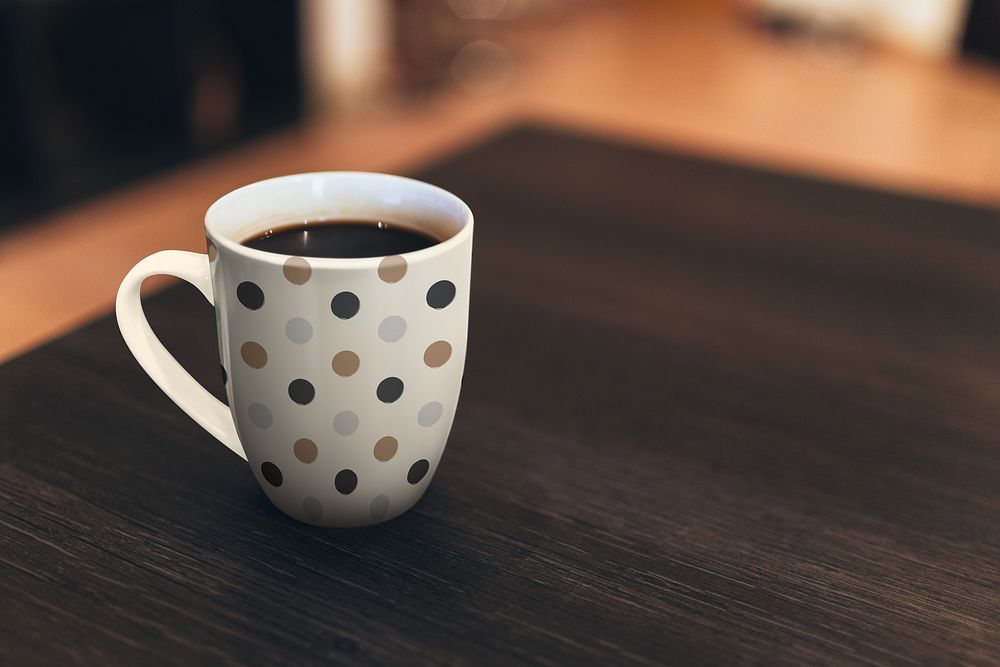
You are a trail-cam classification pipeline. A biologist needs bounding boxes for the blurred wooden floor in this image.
[2,1,1000,362]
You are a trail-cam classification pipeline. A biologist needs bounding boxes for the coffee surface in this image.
[242,220,439,258]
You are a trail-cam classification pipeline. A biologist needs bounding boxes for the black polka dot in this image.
[331,291,360,319]
[261,462,283,487]
[335,469,358,495]
[376,377,404,403]
[237,281,264,310]
[426,280,456,309]
[407,459,430,485]
[288,378,315,405]
[220,364,227,385]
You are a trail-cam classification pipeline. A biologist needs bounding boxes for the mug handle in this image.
[115,250,246,460]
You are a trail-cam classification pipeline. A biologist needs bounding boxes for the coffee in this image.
[242,220,439,258]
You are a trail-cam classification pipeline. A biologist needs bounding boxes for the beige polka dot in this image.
[423,340,452,368]
[378,255,407,283]
[373,436,398,462]
[294,438,318,464]
[283,256,312,284]
[206,238,218,261]
[332,351,360,377]
[240,341,268,368]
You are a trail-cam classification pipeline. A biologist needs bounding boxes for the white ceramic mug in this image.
[116,173,473,527]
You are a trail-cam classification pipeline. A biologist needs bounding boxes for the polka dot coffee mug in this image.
[116,173,473,526]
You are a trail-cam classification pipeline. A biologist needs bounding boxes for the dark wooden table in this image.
[2,126,999,666]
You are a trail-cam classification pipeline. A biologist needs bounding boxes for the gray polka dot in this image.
[417,401,443,427]
[302,496,323,522]
[248,403,273,429]
[370,494,390,520]
[285,317,313,344]
[378,315,407,343]
[333,410,359,436]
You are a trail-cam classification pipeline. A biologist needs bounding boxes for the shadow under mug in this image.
[116,172,474,527]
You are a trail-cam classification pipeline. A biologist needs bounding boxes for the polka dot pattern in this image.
[332,351,360,377]
[377,377,404,403]
[331,292,360,319]
[248,403,273,429]
[261,462,283,487]
[418,401,444,427]
[294,438,318,463]
[219,216,469,526]
[407,459,430,485]
[378,255,407,283]
[240,341,268,368]
[333,410,359,436]
[373,436,398,462]
[285,317,313,344]
[424,341,452,367]
[237,281,264,310]
[288,379,315,405]
[283,256,312,284]
[378,316,407,342]
[335,469,358,495]
[427,280,456,309]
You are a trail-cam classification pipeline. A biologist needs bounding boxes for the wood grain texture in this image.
[2,126,999,666]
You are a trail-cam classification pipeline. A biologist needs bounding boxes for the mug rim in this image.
[205,171,474,269]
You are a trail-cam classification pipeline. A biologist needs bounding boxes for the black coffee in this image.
[242,220,439,258]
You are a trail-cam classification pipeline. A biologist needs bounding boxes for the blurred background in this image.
[1,0,999,359]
